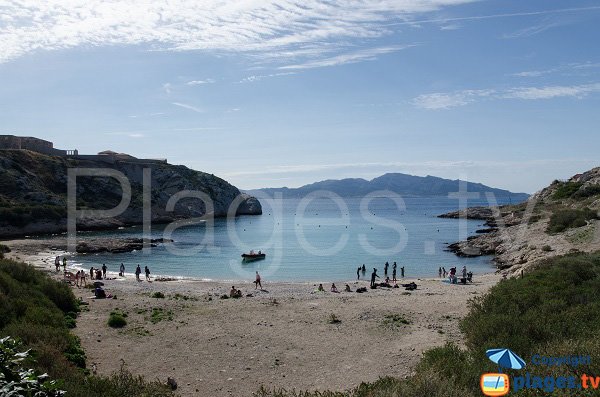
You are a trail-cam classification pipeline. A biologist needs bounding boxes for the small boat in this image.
[241,251,266,262]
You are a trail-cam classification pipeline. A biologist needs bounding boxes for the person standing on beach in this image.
[62,257,67,272]
[361,264,366,273]
[145,266,151,281]
[357,266,361,280]
[392,266,397,282]
[101,264,107,279]
[89,267,94,280]
[135,265,141,281]
[438,267,442,278]
[442,267,447,278]
[119,263,125,277]
[462,266,467,279]
[400,266,405,278]
[255,271,262,290]
[55,256,60,272]
[370,268,380,288]
[384,262,389,276]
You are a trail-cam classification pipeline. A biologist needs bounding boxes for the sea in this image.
[71,195,518,282]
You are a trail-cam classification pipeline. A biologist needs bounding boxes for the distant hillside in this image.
[250,173,529,201]
[0,150,261,237]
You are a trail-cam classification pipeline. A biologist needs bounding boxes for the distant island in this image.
[249,172,529,202]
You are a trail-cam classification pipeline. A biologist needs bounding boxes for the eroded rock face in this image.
[440,167,600,275]
[0,150,262,237]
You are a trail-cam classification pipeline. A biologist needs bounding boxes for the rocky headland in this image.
[0,150,262,238]
[440,167,600,275]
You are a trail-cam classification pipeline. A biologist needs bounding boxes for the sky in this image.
[1,0,599,194]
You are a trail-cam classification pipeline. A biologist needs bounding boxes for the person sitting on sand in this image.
[94,286,107,299]
[331,283,339,293]
[317,283,325,292]
[344,284,351,292]
[230,286,238,298]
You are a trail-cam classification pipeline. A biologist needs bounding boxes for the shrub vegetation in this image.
[547,207,598,234]
[0,258,175,396]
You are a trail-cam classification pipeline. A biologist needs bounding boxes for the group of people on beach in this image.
[356,261,405,283]
[438,265,473,284]
[91,263,151,282]
[227,271,263,298]
[58,257,153,283]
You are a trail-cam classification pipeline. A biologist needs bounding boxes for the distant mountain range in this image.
[248,173,529,202]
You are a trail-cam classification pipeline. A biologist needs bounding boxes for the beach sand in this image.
[4,238,500,397]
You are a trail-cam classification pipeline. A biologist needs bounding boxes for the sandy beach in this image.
[4,238,500,396]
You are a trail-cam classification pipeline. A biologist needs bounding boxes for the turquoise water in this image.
[73,196,514,282]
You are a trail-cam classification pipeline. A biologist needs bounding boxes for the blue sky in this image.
[1,0,599,194]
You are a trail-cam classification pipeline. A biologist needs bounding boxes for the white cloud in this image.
[237,72,295,83]
[0,0,472,65]
[512,70,551,78]
[186,79,215,85]
[414,83,600,109]
[502,19,564,39]
[162,83,172,94]
[412,89,494,109]
[511,61,600,78]
[171,102,203,113]
[504,83,600,100]
[279,45,417,70]
[440,24,461,30]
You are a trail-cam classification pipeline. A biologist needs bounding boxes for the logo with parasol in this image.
[480,348,526,396]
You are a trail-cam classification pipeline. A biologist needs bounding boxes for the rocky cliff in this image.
[0,150,261,237]
[440,167,600,275]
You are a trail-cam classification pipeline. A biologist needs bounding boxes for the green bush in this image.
[572,184,600,199]
[108,312,127,328]
[552,181,583,200]
[0,204,67,227]
[0,244,10,254]
[151,291,165,299]
[0,258,175,396]
[547,207,598,234]
[64,362,175,397]
[0,336,65,397]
